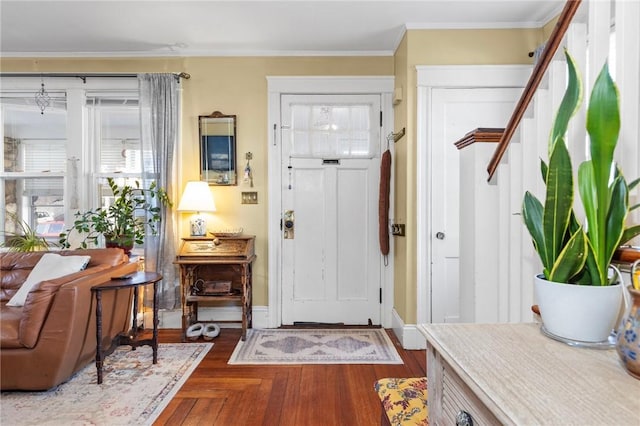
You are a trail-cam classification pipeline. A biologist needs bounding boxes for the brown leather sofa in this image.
[0,248,138,390]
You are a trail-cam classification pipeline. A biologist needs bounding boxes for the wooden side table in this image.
[91,271,162,384]
[174,236,256,342]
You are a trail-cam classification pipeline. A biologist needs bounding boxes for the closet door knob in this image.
[436,232,445,240]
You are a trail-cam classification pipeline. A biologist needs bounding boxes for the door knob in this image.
[283,210,295,239]
[436,232,445,240]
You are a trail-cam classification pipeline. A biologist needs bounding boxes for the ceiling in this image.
[0,0,565,57]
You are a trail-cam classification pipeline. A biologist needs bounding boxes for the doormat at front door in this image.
[228,328,403,364]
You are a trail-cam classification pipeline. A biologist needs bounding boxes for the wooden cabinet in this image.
[419,323,640,425]
[175,236,256,342]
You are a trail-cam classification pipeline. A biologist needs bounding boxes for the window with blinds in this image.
[85,95,148,234]
[1,87,142,242]
[86,95,142,175]
[1,95,67,235]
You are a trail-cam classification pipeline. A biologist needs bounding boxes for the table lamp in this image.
[177,181,216,236]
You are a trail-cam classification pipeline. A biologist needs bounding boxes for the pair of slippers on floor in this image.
[186,323,220,341]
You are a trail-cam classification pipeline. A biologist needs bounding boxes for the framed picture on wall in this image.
[199,111,237,185]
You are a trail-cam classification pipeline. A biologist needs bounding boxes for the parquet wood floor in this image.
[154,328,426,426]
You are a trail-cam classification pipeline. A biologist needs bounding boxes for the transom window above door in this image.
[284,96,380,159]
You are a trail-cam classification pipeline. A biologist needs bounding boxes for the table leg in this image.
[131,285,139,344]
[241,269,246,341]
[180,267,190,342]
[152,281,159,364]
[95,290,104,384]
[241,264,250,341]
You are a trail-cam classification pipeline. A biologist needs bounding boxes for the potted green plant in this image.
[522,51,640,343]
[59,177,172,254]
[1,214,53,252]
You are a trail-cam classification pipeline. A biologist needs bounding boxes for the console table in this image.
[418,323,640,425]
[92,271,162,384]
[174,236,256,342]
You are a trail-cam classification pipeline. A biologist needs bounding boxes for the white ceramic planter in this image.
[534,275,623,343]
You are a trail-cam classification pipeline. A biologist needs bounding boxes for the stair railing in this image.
[485,0,582,181]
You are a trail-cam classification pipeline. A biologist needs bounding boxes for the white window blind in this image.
[22,177,64,196]
[21,140,66,195]
[86,94,142,174]
[23,140,66,172]
[1,97,67,197]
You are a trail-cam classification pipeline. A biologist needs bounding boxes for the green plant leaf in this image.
[604,176,628,265]
[585,61,620,278]
[543,136,574,268]
[549,51,583,154]
[628,177,640,190]
[621,225,640,246]
[548,226,587,283]
[579,161,609,285]
[540,159,548,184]
[578,160,597,231]
[523,191,548,271]
[587,62,620,171]
[582,237,603,285]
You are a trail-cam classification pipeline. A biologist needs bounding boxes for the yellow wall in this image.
[0,56,392,307]
[2,27,546,323]
[392,34,410,323]
[543,15,561,40]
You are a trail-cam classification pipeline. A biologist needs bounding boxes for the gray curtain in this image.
[138,73,180,309]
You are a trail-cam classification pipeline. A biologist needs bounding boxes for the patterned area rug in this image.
[228,328,403,365]
[0,343,212,426]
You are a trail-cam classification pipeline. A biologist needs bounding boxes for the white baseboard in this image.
[392,308,427,350]
[251,306,269,329]
[152,306,270,329]
[157,309,182,328]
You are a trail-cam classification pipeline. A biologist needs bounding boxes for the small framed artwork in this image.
[199,111,237,185]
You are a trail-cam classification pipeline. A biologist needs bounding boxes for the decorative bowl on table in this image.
[210,228,243,237]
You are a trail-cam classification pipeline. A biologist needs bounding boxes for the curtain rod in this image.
[0,72,190,82]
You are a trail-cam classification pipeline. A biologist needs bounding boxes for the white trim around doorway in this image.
[415,65,531,326]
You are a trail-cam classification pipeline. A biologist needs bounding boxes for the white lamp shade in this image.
[177,181,217,212]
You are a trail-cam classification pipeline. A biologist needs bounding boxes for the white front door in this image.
[280,94,382,325]
[430,88,522,323]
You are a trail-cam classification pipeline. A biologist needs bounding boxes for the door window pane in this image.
[288,103,376,158]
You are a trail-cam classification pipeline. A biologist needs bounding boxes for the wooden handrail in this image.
[486,0,582,181]
[454,128,505,150]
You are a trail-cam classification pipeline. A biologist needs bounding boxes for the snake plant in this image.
[523,51,640,285]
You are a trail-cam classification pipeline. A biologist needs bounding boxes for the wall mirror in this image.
[199,111,237,185]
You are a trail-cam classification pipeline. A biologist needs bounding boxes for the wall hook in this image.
[244,152,253,187]
[387,127,406,143]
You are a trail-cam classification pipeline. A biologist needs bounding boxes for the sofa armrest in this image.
[19,262,136,349]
